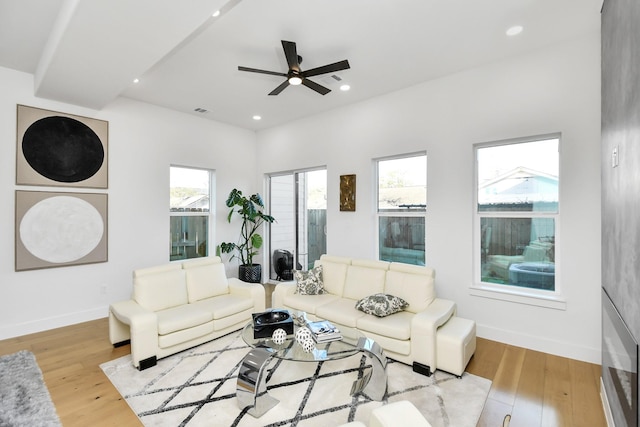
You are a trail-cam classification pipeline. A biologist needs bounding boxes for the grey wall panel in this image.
[601,0,640,343]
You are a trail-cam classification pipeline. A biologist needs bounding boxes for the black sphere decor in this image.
[22,116,104,183]
[239,264,262,283]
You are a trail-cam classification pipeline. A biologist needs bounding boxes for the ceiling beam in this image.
[34,0,229,109]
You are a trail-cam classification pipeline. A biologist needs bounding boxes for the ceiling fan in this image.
[238,40,350,96]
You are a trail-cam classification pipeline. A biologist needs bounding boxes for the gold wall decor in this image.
[340,174,356,211]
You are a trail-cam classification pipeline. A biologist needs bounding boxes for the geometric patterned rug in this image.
[100,330,491,427]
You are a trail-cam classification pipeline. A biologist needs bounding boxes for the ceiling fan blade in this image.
[281,40,300,72]
[302,60,350,78]
[238,66,287,77]
[268,80,290,96]
[302,78,331,95]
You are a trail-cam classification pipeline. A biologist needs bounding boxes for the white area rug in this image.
[101,331,490,427]
[0,350,62,427]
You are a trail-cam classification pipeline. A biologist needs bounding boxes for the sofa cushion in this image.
[360,329,412,357]
[156,304,213,335]
[158,322,214,349]
[355,293,408,317]
[315,298,365,327]
[317,255,351,296]
[356,310,413,341]
[133,263,188,312]
[283,293,339,315]
[342,264,388,301]
[183,257,229,303]
[192,294,254,320]
[212,308,254,331]
[294,264,324,295]
[351,259,391,270]
[385,264,435,313]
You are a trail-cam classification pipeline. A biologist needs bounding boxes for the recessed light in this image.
[340,84,351,91]
[506,25,523,36]
[252,115,262,121]
[212,10,220,17]
[133,78,140,84]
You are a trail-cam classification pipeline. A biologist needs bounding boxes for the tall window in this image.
[269,169,327,279]
[169,166,214,261]
[376,154,427,266]
[476,136,559,292]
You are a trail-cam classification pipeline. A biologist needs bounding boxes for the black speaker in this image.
[412,361,432,377]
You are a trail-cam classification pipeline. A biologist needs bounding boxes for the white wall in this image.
[0,32,603,364]
[256,33,602,363]
[0,66,258,339]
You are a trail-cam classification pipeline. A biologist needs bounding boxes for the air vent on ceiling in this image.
[194,107,209,113]
[318,74,343,86]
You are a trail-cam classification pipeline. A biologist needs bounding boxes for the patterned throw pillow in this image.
[355,293,409,317]
[294,265,324,295]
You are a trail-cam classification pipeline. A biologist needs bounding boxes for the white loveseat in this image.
[109,256,265,370]
[272,255,476,376]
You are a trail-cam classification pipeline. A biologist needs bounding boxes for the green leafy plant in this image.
[218,189,275,266]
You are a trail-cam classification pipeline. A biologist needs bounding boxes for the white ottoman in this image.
[336,422,366,427]
[370,401,432,427]
[436,316,476,377]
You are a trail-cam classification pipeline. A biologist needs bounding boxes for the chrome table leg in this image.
[236,347,279,417]
[351,337,388,401]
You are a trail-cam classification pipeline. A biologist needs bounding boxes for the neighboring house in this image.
[170,195,209,211]
[478,166,558,207]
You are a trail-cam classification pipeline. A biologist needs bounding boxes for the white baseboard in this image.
[0,306,108,341]
[476,323,601,364]
[601,377,615,427]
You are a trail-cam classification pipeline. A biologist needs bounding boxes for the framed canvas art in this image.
[16,105,109,188]
[15,190,108,271]
[340,174,356,211]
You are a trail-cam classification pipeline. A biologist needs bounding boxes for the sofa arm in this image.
[228,278,266,312]
[411,298,457,373]
[109,299,158,369]
[271,282,297,308]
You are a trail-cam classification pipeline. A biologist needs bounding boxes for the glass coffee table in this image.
[236,313,387,417]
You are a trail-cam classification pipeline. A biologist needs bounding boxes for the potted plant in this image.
[218,188,275,283]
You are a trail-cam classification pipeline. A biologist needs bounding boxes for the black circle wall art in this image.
[22,116,105,183]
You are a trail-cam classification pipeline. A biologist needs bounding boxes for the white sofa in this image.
[109,256,265,370]
[272,255,475,376]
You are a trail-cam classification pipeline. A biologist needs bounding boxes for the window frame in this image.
[267,167,327,280]
[470,134,566,310]
[169,165,215,262]
[374,152,427,266]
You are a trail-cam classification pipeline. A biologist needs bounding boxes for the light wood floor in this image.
[0,289,607,427]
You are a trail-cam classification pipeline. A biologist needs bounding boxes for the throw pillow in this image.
[294,265,324,295]
[355,293,409,317]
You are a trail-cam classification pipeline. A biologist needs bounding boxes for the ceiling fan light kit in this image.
[288,76,303,85]
[238,40,350,96]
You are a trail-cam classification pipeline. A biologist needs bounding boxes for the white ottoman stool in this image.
[370,400,432,427]
[336,422,366,427]
[436,316,476,377]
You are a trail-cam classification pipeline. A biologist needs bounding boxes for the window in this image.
[169,166,214,261]
[475,136,559,292]
[376,154,426,266]
[269,169,327,279]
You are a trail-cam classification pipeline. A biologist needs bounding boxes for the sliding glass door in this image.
[269,169,326,280]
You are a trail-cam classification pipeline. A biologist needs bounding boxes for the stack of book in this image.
[307,320,342,343]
